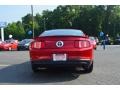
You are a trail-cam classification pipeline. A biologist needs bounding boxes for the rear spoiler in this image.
[34,35,89,40]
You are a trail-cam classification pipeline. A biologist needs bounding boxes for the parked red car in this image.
[0,40,2,44]
[89,36,97,50]
[0,39,18,51]
[29,29,94,73]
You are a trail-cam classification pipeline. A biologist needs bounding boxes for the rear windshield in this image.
[5,40,14,43]
[89,37,95,40]
[20,39,33,44]
[40,29,84,37]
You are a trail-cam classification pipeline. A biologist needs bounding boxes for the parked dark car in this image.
[17,39,33,50]
[113,37,120,45]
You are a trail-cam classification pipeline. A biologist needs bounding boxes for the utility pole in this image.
[1,28,4,41]
[31,5,34,38]
[114,23,116,38]
[0,22,7,41]
[44,18,46,30]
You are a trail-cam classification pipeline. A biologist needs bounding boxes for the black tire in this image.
[17,47,20,51]
[84,62,93,73]
[94,47,97,50]
[31,64,39,73]
[18,47,22,51]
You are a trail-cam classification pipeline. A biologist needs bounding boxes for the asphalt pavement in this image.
[0,45,120,85]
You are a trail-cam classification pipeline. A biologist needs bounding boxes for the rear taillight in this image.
[75,40,90,48]
[31,41,45,49]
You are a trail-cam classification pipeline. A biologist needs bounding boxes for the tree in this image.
[22,13,39,38]
[3,5,120,40]
[4,21,25,40]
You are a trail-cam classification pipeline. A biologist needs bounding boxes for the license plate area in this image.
[53,54,67,61]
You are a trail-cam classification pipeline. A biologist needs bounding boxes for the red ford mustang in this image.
[29,29,94,73]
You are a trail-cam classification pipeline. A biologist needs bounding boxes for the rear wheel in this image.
[94,47,97,50]
[31,64,39,73]
[84,62,93,73]
[74,67,82,74]
[17,47,20,51]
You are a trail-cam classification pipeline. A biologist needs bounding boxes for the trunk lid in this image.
[34,36,87,49]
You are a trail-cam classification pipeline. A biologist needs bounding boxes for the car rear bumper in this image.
[0,47,8,50]
[30,48,93,60]
[31,60,92,68]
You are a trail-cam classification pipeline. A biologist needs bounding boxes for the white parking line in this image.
[0,64,11,67]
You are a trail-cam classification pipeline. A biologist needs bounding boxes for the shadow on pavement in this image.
[0,61,87,84]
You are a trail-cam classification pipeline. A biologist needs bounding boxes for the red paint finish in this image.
[30,36,93,61]
[0,40,18,51]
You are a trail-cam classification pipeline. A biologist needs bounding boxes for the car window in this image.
[40,29,85,37]
[89,37,95,41]
[20,39,33,44]
[5,40,11,43]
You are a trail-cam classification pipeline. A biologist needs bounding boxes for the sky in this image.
[0,5,58,24]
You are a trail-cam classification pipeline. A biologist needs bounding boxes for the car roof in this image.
[89,36,95,40]
[22,39,33,40]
